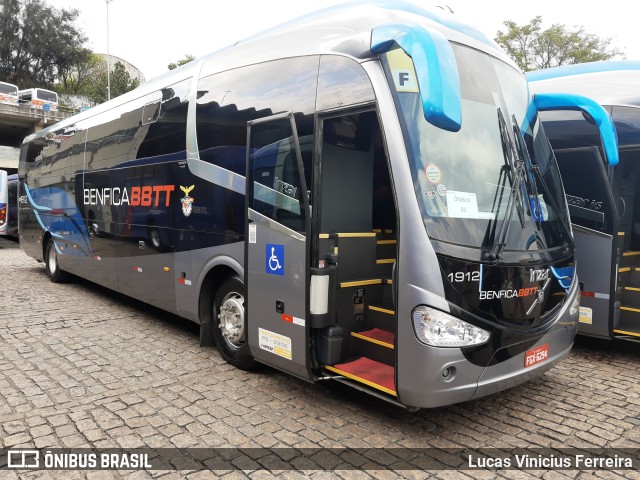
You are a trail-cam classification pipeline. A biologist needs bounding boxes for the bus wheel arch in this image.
[43,234,69,283]
[198,265,257,370]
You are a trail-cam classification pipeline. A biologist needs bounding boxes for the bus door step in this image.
[351,328,394,349]
[325,357,396,396]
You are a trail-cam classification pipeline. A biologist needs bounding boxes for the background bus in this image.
[19,1,615,410]
[528,61,640,342]
[0,170,17,238]
[0,81,19,105]
[18,88,58,110]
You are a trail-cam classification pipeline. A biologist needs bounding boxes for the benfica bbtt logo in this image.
[180,185,195,217]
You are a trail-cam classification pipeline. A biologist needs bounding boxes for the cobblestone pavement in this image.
[0,237,639,479]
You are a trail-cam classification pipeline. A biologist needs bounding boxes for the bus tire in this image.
[44,238,69,283]
[212,275,257,370]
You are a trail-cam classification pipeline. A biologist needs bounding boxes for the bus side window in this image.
[249,121,305,233]
[555,147,614,234]
[136,80,190,159]
[196,56,319,178]
[317,55,375,111]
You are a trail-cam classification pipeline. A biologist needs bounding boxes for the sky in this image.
[46,0,638,82]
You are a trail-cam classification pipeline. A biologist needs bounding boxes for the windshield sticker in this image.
[529,194,548,222]
[426,186,437,200]
[446,190,479,219]
[437,184,447,197]
[425,164,441,183]
[387,49,419,93]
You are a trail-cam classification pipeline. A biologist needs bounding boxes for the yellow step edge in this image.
[385,279,393,285]
[369,305,395,316]
[625,287,640,292]
[377,240,397,245]
[621,306,640,313]
[351,332,395,349]
[325,365,396,396]
[618,232,625,236]
[613,329,640,338]
[619,267,631,273]
[623,251,640,257]
[340,279,382,288]
[376,258,395,265]
[339,232,377,238]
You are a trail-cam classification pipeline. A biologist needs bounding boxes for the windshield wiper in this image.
[512,116,575,251]
[487,108,525,263]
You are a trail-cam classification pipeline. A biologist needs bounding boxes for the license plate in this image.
[524,344,549,368]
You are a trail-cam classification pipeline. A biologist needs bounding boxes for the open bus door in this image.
[245,113,312,380]
[554,147,617,338]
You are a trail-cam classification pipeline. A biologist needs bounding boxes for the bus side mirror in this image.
[371,22,462,132]
[532,92,619,166]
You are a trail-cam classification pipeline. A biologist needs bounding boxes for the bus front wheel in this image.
[44,238,69,283]
[212,275,257,370]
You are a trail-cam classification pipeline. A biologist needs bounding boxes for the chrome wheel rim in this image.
[217,292,245,349]
[47,242,57,274]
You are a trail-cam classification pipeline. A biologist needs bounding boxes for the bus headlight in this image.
[412,306,490,347]
[569,292,580,317]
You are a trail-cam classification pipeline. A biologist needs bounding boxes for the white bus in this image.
[17,1,617,409]
[18,88,58,111]
[0,81,19,105]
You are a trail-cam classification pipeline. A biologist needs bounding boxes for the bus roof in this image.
[23,0,514,144]
[527,61,640,108]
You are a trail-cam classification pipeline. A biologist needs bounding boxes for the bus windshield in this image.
[0,82,18,104]
[385,43,571,261]
[36,89,57,103]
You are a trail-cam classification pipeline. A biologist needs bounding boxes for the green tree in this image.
[168,54,195,70]
[0,0,88,86]
[87,61,140,105]
[496,16,623,72]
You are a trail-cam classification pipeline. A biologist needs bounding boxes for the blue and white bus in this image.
[529,61,640,342]
[17,1,615,409]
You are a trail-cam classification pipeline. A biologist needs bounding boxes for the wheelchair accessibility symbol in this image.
[266,244,284,276]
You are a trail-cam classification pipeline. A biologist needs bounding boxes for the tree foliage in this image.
[86,61,140,105]
[168,54,195,70]
[0,0,88,87]
[496,16,623,72]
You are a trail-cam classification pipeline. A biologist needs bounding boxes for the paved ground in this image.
[0,237,639,479]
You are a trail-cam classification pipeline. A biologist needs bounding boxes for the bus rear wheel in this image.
[212,275,257,370]
[44,238,69,283]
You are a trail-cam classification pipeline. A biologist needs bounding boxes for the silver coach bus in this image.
[17,1,615,409]
[529,61,640,342]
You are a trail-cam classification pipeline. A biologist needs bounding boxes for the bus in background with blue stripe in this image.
[18,1,616,410]
[528,61,640,342]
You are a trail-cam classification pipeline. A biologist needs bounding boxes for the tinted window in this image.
[249,117,306,233]
[196,56,319,176]
[556,147,613,234]
[317,55,375,111]
[136,80,190,159]
[37,89,57,102]
[612,106,640,148]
